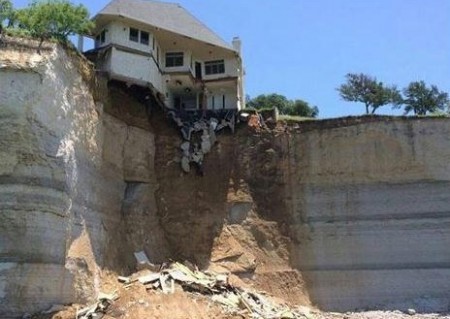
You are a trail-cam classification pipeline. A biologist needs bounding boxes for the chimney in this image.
[77,35,84,52]
[232,37,241,54]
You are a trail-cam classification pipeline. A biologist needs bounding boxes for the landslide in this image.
[151,113,310,306]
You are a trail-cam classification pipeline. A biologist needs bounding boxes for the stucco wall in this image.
[102,21,155,55]
[203,58,239,81]
[109,47,165,92]
[206,90,237,110]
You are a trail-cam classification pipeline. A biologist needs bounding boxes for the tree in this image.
[400,81,449,115]
[247,94,319,117]
[246,93,291,114]
[285,99,319,117]
[0,0,12,26]
[338,73,401,114]
[17,0,94,51]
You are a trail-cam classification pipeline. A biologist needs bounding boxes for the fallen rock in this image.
[407,308,417,315]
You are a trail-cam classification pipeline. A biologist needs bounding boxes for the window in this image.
[165,52,184,67]
[205,60,225,75]
[96,30,106,46]
[129,28,139,42]
[152,37,155,50]
[140,31,149,45]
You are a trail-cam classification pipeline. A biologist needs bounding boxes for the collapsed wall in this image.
[2,40,450,317]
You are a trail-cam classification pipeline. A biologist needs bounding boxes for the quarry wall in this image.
[1,40,450,317]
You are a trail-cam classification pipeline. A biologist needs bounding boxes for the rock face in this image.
[2,39,450,317]
[153,118,450,313]
[0,40,169,318]
[285,119,450,312]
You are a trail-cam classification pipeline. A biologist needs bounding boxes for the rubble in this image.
[76,292,118,319]
[118,261,310,319]
[167,109,237,174]
[134,250,159,271]
[407,309,417,316]
[41,304,65,314]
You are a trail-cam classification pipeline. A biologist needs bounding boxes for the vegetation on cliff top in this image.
[246,93,319,118]
[1,0,94,52]
[338,73,449,116]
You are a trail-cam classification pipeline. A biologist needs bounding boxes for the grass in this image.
[278,114,316,122]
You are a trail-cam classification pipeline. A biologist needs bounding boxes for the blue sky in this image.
[12,0,450,118]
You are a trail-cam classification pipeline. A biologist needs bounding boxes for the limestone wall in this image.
[152,116,450,313]
[0,41,169,318]
[284,119,450,312]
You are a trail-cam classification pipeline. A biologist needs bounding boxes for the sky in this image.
[11,0,450,118]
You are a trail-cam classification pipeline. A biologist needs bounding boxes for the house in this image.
[84,0,245,111]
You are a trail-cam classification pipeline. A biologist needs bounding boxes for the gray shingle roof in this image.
[95,0,235,51]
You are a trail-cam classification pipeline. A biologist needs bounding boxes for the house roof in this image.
[94,0,235,52]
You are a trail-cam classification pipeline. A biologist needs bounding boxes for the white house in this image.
[85,0,245,111]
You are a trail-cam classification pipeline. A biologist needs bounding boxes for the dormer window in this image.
[166,52,184,67]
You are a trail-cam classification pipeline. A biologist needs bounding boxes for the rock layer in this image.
[285,119,450,312]
[0,41,169,318]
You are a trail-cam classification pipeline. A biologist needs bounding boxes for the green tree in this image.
[247,93,291,114]
[17,0,94,51]
[285,99,319,117]
[0,0,12,26]
[338,73,401,114]
[247,94,319,117]
[400,81,449,115]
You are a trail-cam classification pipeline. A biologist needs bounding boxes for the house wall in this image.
[163,50,194,76]
[206,89,237,110]
[109,47,165,93]
[203,58,239,81]
[94,20,241,110]
[98,22,153,54]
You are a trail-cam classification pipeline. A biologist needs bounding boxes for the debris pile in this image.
[117,257,311,319]
[167,110,236,174]
[76,292,118,319]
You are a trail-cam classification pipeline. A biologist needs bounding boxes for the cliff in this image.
[154,117,450,312]
[1,39,450,317]
[0,39,170,317]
